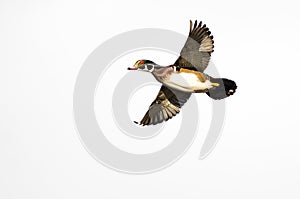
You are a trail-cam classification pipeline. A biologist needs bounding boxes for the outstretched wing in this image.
[138,85,191,126]
[174,20,214,72]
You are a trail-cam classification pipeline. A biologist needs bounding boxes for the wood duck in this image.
[128,20,237,126]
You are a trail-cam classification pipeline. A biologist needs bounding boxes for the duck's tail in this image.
[206,78,237,100]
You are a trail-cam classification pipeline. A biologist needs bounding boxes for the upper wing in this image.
[138,85,191,126]
[174,20,214,72]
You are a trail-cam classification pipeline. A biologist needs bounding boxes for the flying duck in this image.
[127,20,237,126]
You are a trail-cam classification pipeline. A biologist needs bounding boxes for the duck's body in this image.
[153,66,216,93]
[127,20,237,126]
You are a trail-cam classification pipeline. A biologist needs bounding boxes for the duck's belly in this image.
[164,72,212,92]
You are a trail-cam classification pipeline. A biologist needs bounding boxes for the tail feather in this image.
[206,78,237,100]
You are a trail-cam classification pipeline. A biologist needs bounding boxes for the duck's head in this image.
[127,60,157,73]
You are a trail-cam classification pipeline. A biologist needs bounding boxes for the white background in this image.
[1,0,300,198]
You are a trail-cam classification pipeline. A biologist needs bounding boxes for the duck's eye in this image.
[147,65,153,70]
[139,65,145,69]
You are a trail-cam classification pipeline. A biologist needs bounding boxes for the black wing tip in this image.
[189,19,203,23]
[193,20,197,30]
[134,120,148,126]
[189,20,208,34]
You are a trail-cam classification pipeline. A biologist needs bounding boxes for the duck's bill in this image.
[127,67,138,70]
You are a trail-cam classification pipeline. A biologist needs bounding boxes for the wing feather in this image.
[138,85,191,126]
[174,20,214,72]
